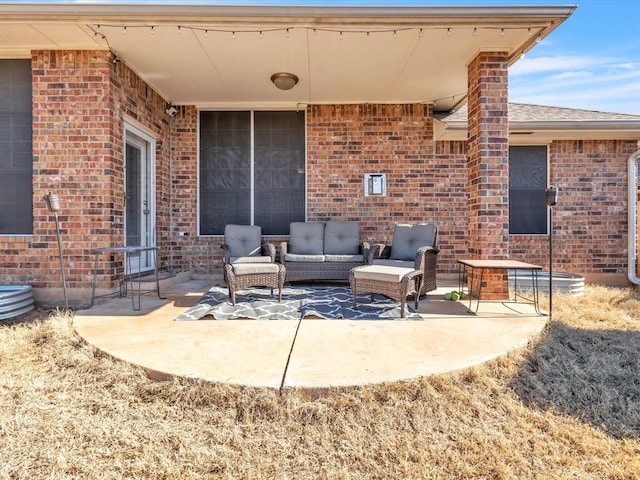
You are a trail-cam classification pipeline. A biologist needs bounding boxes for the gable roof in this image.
[435,103,640,143]
[0,2,575,110]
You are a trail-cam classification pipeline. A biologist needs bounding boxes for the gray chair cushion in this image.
[390,224,437,261]
[372,258,413,269]
[324,221,360,255]
[231,263,279,275]
[289,222,325,255]
[224,224,263,258]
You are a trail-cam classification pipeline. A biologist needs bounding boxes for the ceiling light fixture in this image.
[271,72,299,91]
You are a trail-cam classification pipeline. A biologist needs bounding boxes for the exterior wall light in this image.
[271,72,299,90]
[364,173,387,196]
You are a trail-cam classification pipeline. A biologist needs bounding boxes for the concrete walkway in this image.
[73,280,548,392]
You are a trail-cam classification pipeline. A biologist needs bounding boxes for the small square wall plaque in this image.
[364,173,387,196]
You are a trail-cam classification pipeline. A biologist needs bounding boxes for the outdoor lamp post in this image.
[44,192,69,309]
[545,185,558,317]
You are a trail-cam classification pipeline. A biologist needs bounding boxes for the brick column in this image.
[466,52,510,299]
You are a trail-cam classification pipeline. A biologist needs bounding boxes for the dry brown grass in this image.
[1,285,640,479]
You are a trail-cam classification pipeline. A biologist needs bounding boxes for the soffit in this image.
[0,3,575,111]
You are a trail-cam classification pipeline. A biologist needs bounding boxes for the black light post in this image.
[45,192,69,309]
[545,186,558,317]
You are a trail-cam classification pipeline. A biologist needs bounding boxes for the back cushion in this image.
[289,222,325,255]
[390,224,437,261]
[324,221,360,255]
[224,224,262,257]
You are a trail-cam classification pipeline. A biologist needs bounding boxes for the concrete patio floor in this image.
[73,279,548,392]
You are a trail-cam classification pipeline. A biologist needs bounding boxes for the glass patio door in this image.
[124,123,156,274]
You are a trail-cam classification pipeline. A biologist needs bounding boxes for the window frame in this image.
[197,109,307,236]
[0,58,33,236]
[508,144,550,236]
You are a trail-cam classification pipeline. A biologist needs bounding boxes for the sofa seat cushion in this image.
[284,253,326,263]
[231,255,274,264]
[325,254,365,263]
[289,222,325,255]
[231,263,280,276]
[352,265,416,283]
[390,224,437,261]
[372,258,414,269]
[324,221,360,255]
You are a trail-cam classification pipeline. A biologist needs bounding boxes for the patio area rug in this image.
[174,285,422,321]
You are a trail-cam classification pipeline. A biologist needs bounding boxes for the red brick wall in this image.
[510,139,637,284]
[167,104,469,277]
[466,52,510,298]
[0,50,169,303]
[1,49,635,301]
[306,104,466,274]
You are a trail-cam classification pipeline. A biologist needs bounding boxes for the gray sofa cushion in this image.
[324,221,360,255]
[224,224,263,258]
[324,254,365,263]
[390,224,437,261]
[283,253,325,262]
[289,222,325,255]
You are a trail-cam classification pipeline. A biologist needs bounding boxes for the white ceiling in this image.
[0,4,576,111]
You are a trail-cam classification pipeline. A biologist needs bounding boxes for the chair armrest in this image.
[262,242,277,262]
[279,241,289,264]
[360,241,371,262]
[221,243,231,265]
[415,246,439,270]
[367,243,390,264]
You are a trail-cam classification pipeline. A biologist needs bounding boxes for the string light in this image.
[94,24,546,42]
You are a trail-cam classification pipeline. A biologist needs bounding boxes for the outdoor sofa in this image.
[280,221,370,282]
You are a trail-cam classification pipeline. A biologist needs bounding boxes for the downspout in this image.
[628,146,640,285]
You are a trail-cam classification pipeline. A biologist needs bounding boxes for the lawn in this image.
[1,285,639,479]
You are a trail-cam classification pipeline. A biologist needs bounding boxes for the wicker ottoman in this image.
[225,263,285,305]
[350,265,423,318]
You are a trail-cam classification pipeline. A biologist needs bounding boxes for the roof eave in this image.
[0,3,577,26]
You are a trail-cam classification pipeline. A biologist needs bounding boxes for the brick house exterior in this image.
[1,4,639,305]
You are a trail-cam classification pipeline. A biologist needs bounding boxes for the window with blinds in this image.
[0,59,32,234]
[199,110,306,235]
[509,145,548,235]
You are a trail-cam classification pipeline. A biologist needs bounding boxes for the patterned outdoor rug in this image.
[174,285,422,321]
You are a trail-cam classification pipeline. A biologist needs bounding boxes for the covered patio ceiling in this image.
[0,3,575,111]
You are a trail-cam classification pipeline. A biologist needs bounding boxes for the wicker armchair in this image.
[221,224,276,283]
[368,223,439,295]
